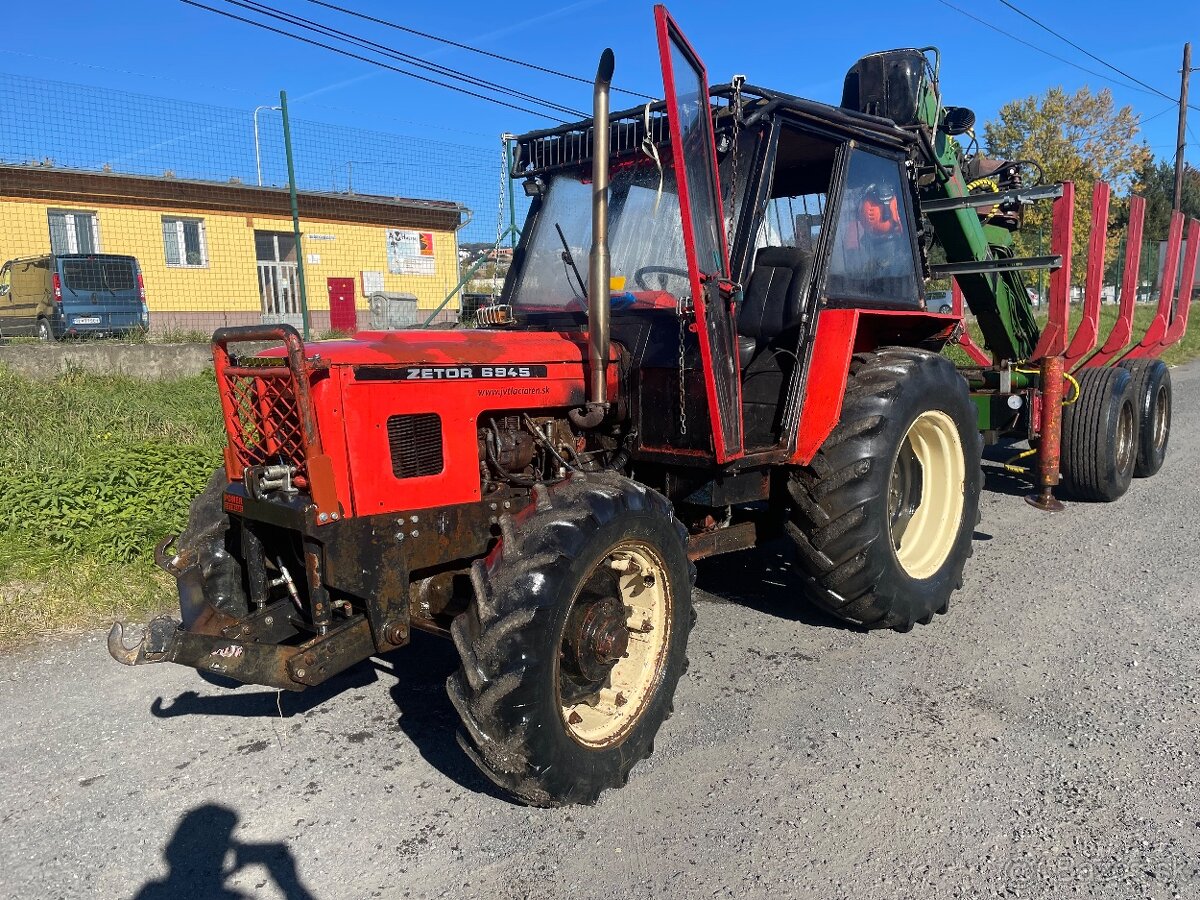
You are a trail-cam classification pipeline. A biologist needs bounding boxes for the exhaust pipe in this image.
[570,48,615,430]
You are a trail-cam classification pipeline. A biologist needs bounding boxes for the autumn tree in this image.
[983,86,1151,282]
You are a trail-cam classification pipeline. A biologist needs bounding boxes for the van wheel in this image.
[36,319,55,342]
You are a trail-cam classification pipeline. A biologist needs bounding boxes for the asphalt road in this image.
[3,365,1199,900]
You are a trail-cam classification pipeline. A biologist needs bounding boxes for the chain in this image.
[677,295,689,436]
[491,135,506,302]
[727,75,745,238]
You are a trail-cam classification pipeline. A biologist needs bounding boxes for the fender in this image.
[789,308,957,465]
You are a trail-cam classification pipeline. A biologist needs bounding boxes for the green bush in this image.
[0,441,219,563]
[0,366,225,639]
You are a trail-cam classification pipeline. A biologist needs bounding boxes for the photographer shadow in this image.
[133,804,315,900]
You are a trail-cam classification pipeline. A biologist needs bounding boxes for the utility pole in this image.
[1174,42,1192,211]
[279,90,311,339]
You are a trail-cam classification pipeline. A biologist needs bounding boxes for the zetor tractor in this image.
[111,7,1195,805]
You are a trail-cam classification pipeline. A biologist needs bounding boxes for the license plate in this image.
[74,316,101,325]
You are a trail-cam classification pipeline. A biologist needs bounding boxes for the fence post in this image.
[279,90,311,340]
[505,134,517,251]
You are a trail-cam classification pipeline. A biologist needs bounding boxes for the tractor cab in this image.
[500,7,941,464]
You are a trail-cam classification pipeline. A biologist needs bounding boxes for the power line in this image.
[298,0,655,101]
[218,0,585,118]
[179,0,571,122]
[1141,104,1178,125]
[932,0,1160,98]
[995,0,1178,104]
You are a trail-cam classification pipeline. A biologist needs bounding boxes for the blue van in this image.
[0,253,149,340]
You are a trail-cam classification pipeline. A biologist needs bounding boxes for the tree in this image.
[983,87,1151,282]
[1128,157,1200,242]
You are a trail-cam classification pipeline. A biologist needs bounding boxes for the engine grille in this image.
[387,413,443,479]
[220,362,308,480]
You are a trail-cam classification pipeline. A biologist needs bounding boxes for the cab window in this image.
[825,149,920,304]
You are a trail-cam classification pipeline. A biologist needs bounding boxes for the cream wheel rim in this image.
[889,410,966,580]
[558,542,672,748]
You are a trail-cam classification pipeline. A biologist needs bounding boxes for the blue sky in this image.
[2,0,1196,163]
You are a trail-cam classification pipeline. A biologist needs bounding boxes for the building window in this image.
[48,210,99,255]
[162,217,208,267]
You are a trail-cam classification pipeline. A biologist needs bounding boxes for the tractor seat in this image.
[737,246,814,368]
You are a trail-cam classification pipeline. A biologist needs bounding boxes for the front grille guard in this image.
[211,324,340,519]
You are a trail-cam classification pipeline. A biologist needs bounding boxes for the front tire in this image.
[447,472,694,806]
[786,348,982,631]
[36,318,55,342]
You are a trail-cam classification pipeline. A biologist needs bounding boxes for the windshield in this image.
[511,160,689,310]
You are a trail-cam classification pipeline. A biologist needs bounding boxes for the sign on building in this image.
[386,229,435,275]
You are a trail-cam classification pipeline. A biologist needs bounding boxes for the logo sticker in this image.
[357,365,548,382]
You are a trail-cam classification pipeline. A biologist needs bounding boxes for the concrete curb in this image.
[0,342,267,380]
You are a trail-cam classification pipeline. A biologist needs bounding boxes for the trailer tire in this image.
[785,348,982,631]
[1060,366,1137,501]
[447,471,694,807]
[1117,358,1170,477]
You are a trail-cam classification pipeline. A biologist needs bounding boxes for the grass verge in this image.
[0,367,223,644]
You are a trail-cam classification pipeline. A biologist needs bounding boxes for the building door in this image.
[254,230,302,328]
[327,278,357,332]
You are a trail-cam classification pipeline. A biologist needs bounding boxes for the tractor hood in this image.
[258,329,617,369]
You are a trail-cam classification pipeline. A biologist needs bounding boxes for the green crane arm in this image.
[900,50,1043,363]
[917,132,1042,362]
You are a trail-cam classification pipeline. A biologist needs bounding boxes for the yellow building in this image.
[0,164,467,332]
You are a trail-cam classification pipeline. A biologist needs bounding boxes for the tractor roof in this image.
[512,83,916,179]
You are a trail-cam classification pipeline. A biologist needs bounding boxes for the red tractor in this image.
[111,7,1194,806]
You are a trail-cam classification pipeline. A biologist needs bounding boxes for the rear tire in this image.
[447,472,694,806]
[786,348,982,631]
[1117,358,1170,477]
[1060,367,1137,501]
[36,318,54,342]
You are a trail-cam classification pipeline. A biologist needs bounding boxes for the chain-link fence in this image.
[0,71,527,340]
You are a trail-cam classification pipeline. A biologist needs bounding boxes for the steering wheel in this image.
[633,265,690,290]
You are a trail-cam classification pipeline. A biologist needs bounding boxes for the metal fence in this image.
[0,71,527,340]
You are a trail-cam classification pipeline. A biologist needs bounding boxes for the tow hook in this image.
[107,616,181,667]
[154,534,193,576]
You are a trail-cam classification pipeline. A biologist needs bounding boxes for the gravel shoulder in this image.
[2,365,1198,900]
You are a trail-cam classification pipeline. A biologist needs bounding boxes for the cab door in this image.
[655,5,743,461]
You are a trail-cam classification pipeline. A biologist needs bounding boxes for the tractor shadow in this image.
[377,632,515,803]
[148,632,510,803]
[694,539,866,631]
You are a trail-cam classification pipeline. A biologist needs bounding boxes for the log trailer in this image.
[110,7,1197,805]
